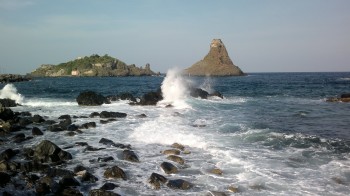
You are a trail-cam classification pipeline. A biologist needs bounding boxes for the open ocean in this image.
[1,72,350,195]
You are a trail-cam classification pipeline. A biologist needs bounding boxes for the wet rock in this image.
[100,119,117,124]
[33,140,72,163]
[12,133,26,143]
[210,168,223,175]
[58,118,72,130]
[167,155,185,165]
[341,93,350,98]
[89,112,100,118]
[67,124,79,131]
[0,107,15,121]
[209,91,224,99]
[98,156,114,162]
[148,173,167,190]
[166,179,192,190]
[74,165,87,173]
[99,138,131,149]
[160,162,178,174]
[137,113,147,118]
[32,114,45,123]
[100,182,119,190]
[80,122,96,129]
[119,92,137,102]
[104,166,126,180]
[0,172,11,187]
[66,132,76,136]
[89,189,121,196]
[75,142,89,147]
[0,98,17,107]
[79,170,98,183]
[59,187,83,196]
[123,150,139,162]
[48,124,64,132]
[58,115,71,120]
[38,175,60,194]
[59,176,80,187]
[190,88,209,99]
[206,191,228,196]
[76,91,107,106]
[46,168,74,178]
[162,149,181,155]
[171,143,185,151]
[18,117,33,126]
[139,90,163,105]
[100,111,127,118]
[35,182,51,195]
[227,185,239,193]
[32,127,43,135]
[183,150,191,154]
[84,146,105,152]
[0,149,19,161]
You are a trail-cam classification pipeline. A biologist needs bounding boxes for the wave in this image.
[338,77,350,81]
[0,84,24,104]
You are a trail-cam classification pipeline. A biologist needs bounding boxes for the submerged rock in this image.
[162,149,181,155]
[148,173,167,190]
[0,98,17,107]
[166,179,192,190]
[171,143,185,151]
[123,150,139,162]
[167,155,185,165]
[100,182,119,190]
[104,166,126,180]
[100,111,127,118]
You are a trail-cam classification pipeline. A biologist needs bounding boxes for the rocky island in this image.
[184,39,245,76]
[30,54,158,77]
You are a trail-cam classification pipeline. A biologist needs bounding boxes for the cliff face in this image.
[184,39,245,76]
[30,54,157,77]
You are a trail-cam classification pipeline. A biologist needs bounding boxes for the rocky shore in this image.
[0,89,234,195]
[0,74,31,83]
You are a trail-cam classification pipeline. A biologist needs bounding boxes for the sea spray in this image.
[158,68,191,109]
[0,84,24,104]
[200,76,215,94]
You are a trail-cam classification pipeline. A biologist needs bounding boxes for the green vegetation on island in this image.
[30,54,158,77]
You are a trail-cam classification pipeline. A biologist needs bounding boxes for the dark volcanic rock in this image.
[80,171,98,183]
[190,88,209,99]
[98,156,114,162]
[123,150,139,162]
[89,189,121,196]
[0,149,19,161]
[0,98,17,107]
[58,115,71,120]
[341,93,350,98]
[18,117,33,126]
[32,114,45,123]
[103,166,126,180]
[119,92,137,102]
[33,140,72,163]
[209,91,224,99]
[148,173,167,190]
[100,182,119,190]
[59,176,80,187]
[0,172,11,187]
[59,188,83,196]
[100,111,127,118]
[166,179,192,190]
[89,112,100,118]
[80,122,96,129]
[139,90,163,105]
[76,91,107,106]
[160,162,178,174]
[99,138,131,149]
[32,127,44,135]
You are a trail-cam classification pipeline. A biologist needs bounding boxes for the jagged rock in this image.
[32,127,43,135]
[166,179,192,190]
[59,176,80,187]
[103,166,126,180]
[148,173,167,190]
[160,162,178,174]
[99,138,130,149]
[184,39,245,76]
[0,74,30,83]
[167,155,185,165]
[123,150,139,162]
[209,91,224,99]
[100,111,127,118]
[46,168,74,178]
[327,93,350,102]
[89,189,121,196]
[190,88,209,99]
[58,115,71,120]
[76,91,107,106]
[119,92,137,102]
[33,140,72,163]
[58,118,72,130]
[78,170,98,183]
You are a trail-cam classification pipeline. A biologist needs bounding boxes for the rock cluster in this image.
[184,39,245,76]
[0,74,31,83]
[327,93,350,102]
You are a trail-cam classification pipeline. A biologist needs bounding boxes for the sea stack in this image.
[184,39,245,76]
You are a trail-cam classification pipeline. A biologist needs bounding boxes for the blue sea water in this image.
[1,72,350,195]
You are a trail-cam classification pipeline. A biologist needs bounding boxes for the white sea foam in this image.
[0,84,24,104]
[158,68,191,109]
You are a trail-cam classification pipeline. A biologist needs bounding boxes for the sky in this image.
[0,0,349,74]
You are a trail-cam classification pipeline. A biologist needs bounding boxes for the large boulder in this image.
[139,90,163,105]
[190,88,209,99]
[33,140,72,163]
[76,91,107,106]
[99,111,127,118]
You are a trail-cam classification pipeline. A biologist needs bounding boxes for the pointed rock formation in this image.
[184,39,245,76]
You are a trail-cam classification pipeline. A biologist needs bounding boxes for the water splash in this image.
[0,84,24,104]
[158,68,191,109]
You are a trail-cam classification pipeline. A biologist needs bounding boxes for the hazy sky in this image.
[0,0,349,74]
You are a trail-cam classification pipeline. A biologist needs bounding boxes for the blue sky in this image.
[0,0,349,74]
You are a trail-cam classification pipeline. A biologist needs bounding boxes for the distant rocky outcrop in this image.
[326,93,350,103]
[29,54,158,77]
[184,39,245,76]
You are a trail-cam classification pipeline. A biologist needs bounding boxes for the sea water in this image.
[1,72,350,195]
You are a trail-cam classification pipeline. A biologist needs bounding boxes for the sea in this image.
[0,71,350,195]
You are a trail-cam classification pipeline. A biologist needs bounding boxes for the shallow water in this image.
[1,72,350,195]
